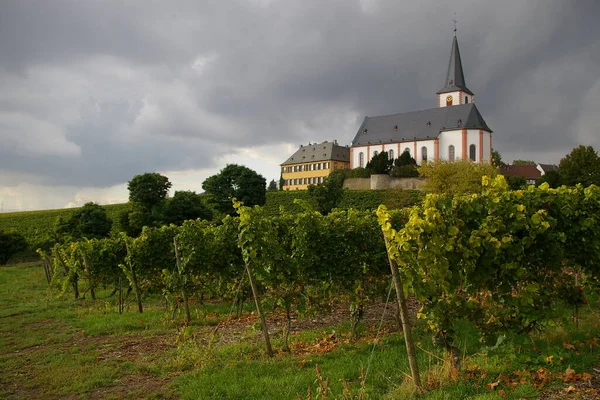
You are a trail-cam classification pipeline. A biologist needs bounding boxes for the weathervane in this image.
[453,12,457,36]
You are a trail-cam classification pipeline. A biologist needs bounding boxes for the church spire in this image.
[436,35,473,96]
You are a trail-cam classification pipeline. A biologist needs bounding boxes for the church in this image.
[349,34,493,168]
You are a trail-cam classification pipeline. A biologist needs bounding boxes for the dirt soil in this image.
[538,367,600,400]
[3,298,416,400]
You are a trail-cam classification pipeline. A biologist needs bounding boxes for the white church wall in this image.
[438,91,473,107]
[482,132,491,162]
[438,130,463,160]
[383,143,397,160]
[399,143,414,159]
[351,141,423,168]
[467,129,480,162]
[439,91,460,107]
[416,140,435,164]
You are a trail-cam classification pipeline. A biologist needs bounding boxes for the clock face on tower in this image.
[446,95,453,102]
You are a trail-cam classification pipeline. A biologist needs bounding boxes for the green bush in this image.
[390,165,419,178]
[0,230,28,264]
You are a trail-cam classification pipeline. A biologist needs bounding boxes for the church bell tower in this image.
[437,32,474,108]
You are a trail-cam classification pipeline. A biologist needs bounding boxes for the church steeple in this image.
[437,34,474,107]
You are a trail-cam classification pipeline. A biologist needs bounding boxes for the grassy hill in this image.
[0,203,130,253]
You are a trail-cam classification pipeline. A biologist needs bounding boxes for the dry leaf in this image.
[581,372,592,381]
[450,367,458,381]
[563,368,577,383]
[486,380,500,390]
[564,385,576,394]
[563,342,576,350]
[498,389,507,397]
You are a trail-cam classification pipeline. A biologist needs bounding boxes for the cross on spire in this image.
[453,13,457,36]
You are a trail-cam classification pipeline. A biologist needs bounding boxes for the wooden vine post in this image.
[123,238,143,313]
[38,250,52,284]
[54,245,79,299]
[382,233,421,389]
[81,248,95,300]
[173,237,191,324]
[235,201,274,358]
[244,255,273,357]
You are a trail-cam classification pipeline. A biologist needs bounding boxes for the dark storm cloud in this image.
[1,0,599,190]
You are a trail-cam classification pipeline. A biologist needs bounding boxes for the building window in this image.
[359,152,364,167]
[446,95,453,107]
[389,149,394,160]
[373,151,379,157]
[469,144,476,161]
[404,147,410,154]
[449,145,455,161]
[421,146,427,162]
[465,96,469,104]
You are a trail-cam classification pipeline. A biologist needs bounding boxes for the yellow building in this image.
[281,140,350,190]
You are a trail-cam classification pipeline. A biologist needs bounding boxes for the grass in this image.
[1,263,599,399]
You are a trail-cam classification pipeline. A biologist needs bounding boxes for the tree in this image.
[507,176,527,190]
[118,209,141,237]
[126,173,172,234]
[491,149,503,167]
[163,191,213,225]
[418,159,499,195]
[512,159,536,166]
[267,179,278,191]
[558,145,600,187]
[366,151,393,174]
[202,164,267,215]
[279,174,285,191]
[54,202,112,242]
[127,173,172,211]
[0,230,28,265]
[392,151,418,177]
[536,170,560,188]
[307,171,345,214]
[394,151,417,167]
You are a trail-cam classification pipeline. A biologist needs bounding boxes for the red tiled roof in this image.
[500,165,541,180]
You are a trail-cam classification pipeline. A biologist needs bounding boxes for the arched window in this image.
[448,145,455,161]
[359,152,364,168]
[465,96,469,104]
[446,95,453,107]
[388,149,394,160]
[469,144,476,161]
[404,147,410,154]
[421,146,428,162]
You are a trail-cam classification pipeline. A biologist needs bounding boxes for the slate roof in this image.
[436,36,474,96]
[350,103,491,147]
[281,141,350,166]
[538,164,558,174]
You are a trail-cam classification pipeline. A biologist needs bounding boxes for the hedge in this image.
[264,189,423,215]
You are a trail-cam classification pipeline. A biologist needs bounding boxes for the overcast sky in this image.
[1,0,599,211]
